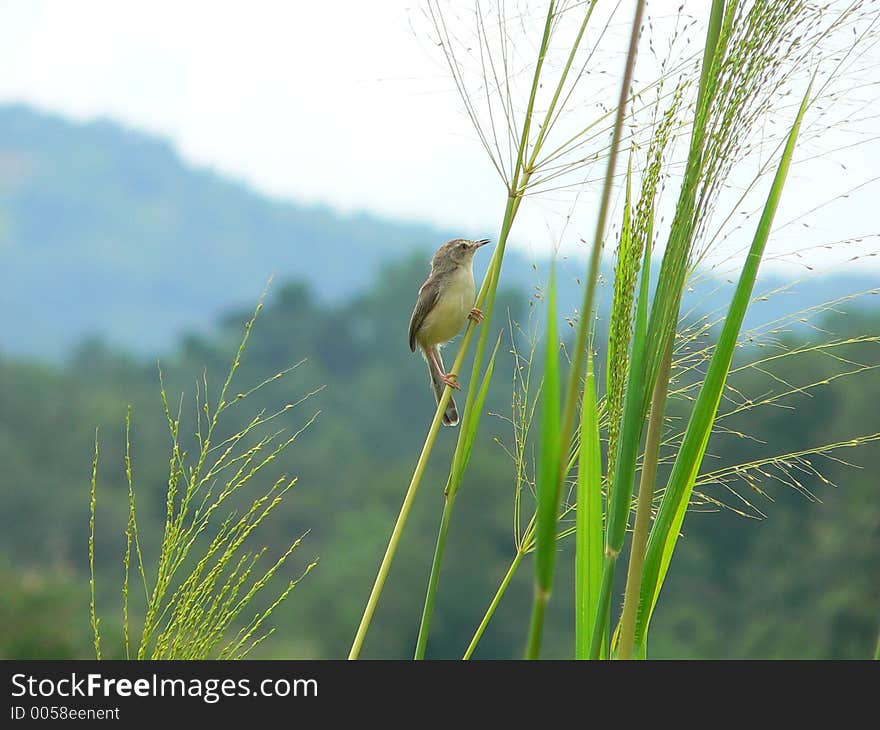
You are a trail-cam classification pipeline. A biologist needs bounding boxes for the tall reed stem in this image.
[348,192,520,659]
[347,400,451,659]
[617,336,673,659]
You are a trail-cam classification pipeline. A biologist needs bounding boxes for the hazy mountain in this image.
[0,104,454,357]
[0,104,875,359]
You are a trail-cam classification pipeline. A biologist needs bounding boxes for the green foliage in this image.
[0,256,877,658]
[409,0,880,662]
[87,296,317,659]
[0,2,878,661]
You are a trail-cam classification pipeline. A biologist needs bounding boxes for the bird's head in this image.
[432,238,491,270]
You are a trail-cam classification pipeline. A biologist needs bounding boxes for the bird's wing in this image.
[408,278,439,352]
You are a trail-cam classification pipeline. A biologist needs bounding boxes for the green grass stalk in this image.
[349,0,560,659]
[463,551,524,660]
[349,193,520,659]
[617,337,672,660]
[526,0,646,660]
[414,335,501,658]
[414,494,455,659]
[575,353,603,659]
[525,265,561,660]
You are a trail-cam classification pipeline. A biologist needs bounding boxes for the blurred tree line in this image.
[0,255,876,659]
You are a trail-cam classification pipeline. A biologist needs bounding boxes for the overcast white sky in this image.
[0,0,878,274]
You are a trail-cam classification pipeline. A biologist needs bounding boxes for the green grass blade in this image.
[463,551,525,660]
[635,82,812,648]
[588,215,652,659]
[575,352,603,659]
[589,0,726,660]
[615,208,658,660]
[414,499,455,660]
[525,264,561,659]
[414,334,503,659]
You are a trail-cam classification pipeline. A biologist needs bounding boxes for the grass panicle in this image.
[633,82,813,650]
[89,289,317,660]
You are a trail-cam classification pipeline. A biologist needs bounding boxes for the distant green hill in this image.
[0,103,876,358]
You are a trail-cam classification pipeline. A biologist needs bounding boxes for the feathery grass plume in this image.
[630,85,813,654]
[640,1,817,397]
[604,3,726,557]
[88,291,318,659]
[610,180,659,660]
[604,162,635,485]
[595,0,853,657]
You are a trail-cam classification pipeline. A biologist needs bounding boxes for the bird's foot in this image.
[468,307,484,324]
[441,372,461,390]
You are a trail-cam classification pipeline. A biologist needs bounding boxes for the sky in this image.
[0,0,878,274]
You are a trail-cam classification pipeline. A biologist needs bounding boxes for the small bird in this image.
[408,238,490,426]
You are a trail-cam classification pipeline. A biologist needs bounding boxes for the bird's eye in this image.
[459,242,467,249]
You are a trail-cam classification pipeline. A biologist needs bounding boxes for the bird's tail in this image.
[426,345,459,427]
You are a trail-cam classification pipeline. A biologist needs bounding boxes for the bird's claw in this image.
[441,372,461,390]
[468,307,484,324]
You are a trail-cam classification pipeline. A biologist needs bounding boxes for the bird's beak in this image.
[472,239,491,248]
